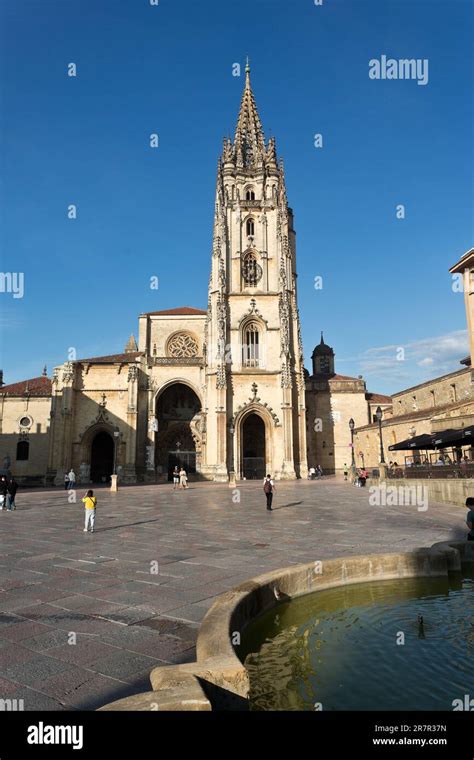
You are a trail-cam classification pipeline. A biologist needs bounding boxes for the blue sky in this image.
[0,0,472,394]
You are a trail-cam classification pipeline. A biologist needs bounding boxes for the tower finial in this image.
[320,331,324,344]
[42,365,47,376]
[245,55,250,75]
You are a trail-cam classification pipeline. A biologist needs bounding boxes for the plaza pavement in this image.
[0,478,468,710]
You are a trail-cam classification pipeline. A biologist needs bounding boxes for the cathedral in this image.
[0,65,390,485]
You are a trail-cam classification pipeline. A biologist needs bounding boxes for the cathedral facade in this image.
[0,67,390,485]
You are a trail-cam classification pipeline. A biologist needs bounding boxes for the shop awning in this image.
[389,434,436,452]
[432,425,474,449]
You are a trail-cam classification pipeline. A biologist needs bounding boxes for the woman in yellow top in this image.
[82,489,97,533]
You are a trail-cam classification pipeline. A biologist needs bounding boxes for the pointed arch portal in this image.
[90,431,114,483]
[241,413,266,480]
[155,382,202,480]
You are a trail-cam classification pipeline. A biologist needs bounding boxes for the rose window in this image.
[167,333,199,358]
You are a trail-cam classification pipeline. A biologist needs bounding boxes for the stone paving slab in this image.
[0,478,467,709]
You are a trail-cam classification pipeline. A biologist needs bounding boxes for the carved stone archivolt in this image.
[189,411,206,449]
[167,333,199,359]
[231,387,281,428]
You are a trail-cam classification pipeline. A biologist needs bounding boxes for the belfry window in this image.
[246,218,255,237]
[243,324,260,368]
[246,189,255,201]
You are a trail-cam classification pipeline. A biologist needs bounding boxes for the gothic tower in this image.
[202,62,308,481]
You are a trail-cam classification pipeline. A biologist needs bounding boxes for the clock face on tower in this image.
[242,252,263,286]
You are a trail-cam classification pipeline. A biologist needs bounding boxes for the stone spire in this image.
[125,335,138,353]
[233,59,265,169]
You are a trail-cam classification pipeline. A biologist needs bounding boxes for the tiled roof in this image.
[143,306,207,316]
[75,352,143,364]
[366,392,392,404]
[0,376,52,397]
[311,373,362,382]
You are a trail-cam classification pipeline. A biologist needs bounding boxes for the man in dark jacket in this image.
[7,478,18,511]
[466,497,474,541]
[0,477,8,510]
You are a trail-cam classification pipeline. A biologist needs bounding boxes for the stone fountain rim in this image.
[99,539,470,710]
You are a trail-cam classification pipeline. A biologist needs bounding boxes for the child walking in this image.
[82,489,97,533]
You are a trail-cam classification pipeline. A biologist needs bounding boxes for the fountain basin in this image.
[99,540,474,710]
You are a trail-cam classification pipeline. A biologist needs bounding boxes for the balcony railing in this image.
[150,357,203,366]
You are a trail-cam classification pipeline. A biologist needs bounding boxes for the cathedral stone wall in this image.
[0,396,51,481]
[306,382,370,474]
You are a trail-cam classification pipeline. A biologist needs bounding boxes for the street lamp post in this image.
[111,429,120,492]
[113,430,120,475]
[228,423,236,487]
[376,406,386,464]
[349,418,356,467]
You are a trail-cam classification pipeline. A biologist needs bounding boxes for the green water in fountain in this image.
[239,573,474,710]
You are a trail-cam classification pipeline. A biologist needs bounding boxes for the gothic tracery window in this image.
[167,333,199,358]
[242,252,262,286]
[246,189,255,201]
[242,323,260,368]
[246,218,255,236]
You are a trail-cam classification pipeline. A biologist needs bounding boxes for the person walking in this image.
[343,463,349,481]
[179,467,188,489]
[466,497,474,541]
[64,472,69,490]
[308,466,315,480]
[316,465,323,479]
[82,489,97,533]
[68,469,76,489]
[172,466,180,490]
[263,474,275,511]
[0,476,7,510]
[6,477,18,510]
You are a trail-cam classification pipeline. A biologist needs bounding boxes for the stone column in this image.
[281,386,296,479]
[59,362,75,478]
[123,365,138,482]
[214,388,228,481]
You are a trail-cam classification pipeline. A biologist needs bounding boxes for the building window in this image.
[451,384,457,402]
[167,332,199,358]
[246,218,255,237]
[245,189,255,201]
[16,440,29,461]
[242,252,262,286]
[19,416,32,429]
[242,323,260,367]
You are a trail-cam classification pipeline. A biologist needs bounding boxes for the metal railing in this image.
[387,463,474,479]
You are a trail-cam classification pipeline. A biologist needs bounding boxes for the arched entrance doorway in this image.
[155,383,201,480]
[241,413,265,480]
[90,431,114,483]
